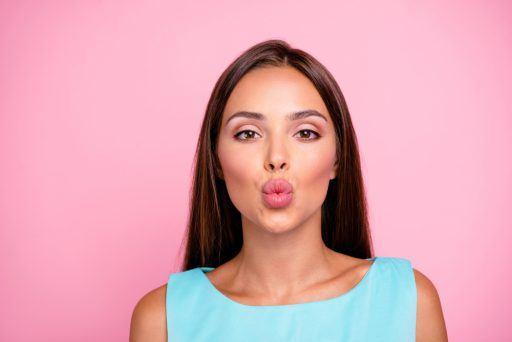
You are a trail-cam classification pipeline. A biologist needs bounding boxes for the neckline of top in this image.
[195,256,379,310]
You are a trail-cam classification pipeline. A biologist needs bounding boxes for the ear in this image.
[330,158,338,180]
[213,150,224,180]
[214,162,224,180]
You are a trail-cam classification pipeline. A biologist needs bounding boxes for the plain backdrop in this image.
[1,0,510,341]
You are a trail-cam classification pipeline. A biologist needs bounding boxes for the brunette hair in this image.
[177,39,373,271]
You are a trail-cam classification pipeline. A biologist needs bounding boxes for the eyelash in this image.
[233,129,321,141]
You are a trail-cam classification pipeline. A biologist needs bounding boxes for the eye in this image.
[234,130,261,141]
[233,129,321,141]
[294,129,320,141]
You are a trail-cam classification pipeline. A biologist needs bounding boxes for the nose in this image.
[264,137,289,173]
[267,160,287,171]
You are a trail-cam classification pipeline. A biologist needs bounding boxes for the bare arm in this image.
[414,268,448,341]
[129,284,168,342]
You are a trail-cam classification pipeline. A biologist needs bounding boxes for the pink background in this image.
[1,1,510,340]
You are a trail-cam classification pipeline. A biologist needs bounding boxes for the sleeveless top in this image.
[165,256,417,341]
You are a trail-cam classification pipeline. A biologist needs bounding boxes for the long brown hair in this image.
[177,39,373,271]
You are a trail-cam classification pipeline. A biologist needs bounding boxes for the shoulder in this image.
[412,267,448,341]
[129,283,167,342]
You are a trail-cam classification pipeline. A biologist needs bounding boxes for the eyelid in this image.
[295,123,323,135]
[296,123,320,130]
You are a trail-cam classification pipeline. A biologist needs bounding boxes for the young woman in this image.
[130,39,448,341]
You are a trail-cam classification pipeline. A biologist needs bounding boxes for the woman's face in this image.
[216,66,338,234]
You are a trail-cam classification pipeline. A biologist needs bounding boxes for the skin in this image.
[129,66,448,341]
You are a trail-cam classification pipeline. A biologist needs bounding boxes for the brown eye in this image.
[295,129,320,140]
[234,130,260,141]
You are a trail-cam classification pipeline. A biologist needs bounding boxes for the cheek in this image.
[217,141,260,210]
[294,140,337,206]
[297,135,337,178]
[300,148,336,180]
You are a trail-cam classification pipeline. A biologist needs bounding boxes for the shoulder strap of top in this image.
[373,256,416,296]
[371,256,417,335]
[379,257,416,291]
[166,268,204,339]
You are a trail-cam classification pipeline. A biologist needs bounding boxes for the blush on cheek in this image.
[306,162,333,191]
[220,149,257,186]
[297,169,332,216]
[298,150,336,204]
[303,146,336,179]
[218,149,260,213]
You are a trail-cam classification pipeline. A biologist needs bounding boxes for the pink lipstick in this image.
[262,178,293,209]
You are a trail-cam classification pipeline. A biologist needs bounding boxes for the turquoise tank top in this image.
[166,256,417,341]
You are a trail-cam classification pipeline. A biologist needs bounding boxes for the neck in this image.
[229,209,346,298]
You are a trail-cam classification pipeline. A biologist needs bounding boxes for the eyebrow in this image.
[225,109,328,125]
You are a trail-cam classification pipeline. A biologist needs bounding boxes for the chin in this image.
[259,219,298,234]
[261,226,295,235]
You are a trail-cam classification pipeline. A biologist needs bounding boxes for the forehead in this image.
[222,66,330,122]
